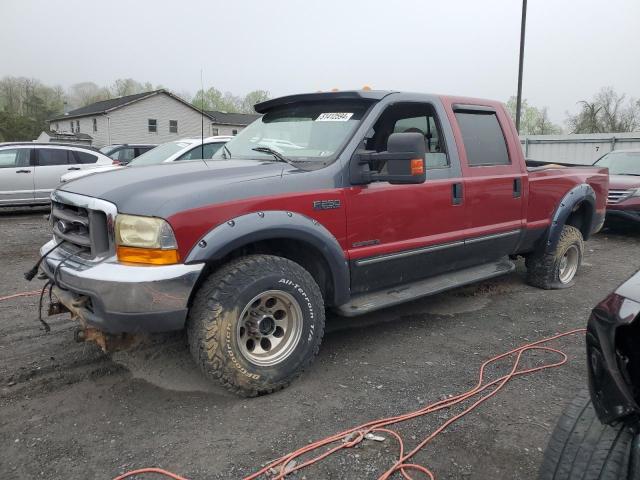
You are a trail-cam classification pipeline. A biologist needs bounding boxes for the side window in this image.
[368,102,450,170]
[148,119,157,133]
[117,148,136,162]
[72,151,98,164]
[454,111,510,166]
[0,148,22,168]
[38,149,69,166]
[135,147,152,156]
[176,143,223,161]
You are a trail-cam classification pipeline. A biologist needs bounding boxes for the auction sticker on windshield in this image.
[316,112,354,121]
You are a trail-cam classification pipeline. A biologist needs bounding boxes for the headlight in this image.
[629,188,640,198]
[115,214,179,265]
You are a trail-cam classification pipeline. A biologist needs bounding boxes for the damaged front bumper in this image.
[40,239,204,335]
[587,288,640,427]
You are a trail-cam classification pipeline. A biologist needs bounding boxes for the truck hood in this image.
[609,174,640,190]
[60,160,287,217]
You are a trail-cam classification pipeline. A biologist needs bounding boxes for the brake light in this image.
[112,160,121,165]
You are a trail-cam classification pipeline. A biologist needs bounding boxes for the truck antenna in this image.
[200,68,205,161]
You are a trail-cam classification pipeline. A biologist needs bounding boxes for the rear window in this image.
[455,112,510,166]
[73,151,99,164]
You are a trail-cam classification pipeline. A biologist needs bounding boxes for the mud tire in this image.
[187,254,325,397]
[526,225,584,289]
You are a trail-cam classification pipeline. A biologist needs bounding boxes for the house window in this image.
[211,127,219,136]
[232,129,238,136]
[70,121,74,133]
[169,120,178,133]
[92,118,97,132]
[148,119,157,133]
[76,120,80,133]
[55,123,59,131]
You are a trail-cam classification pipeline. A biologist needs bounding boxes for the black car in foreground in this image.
[539,270,640,479]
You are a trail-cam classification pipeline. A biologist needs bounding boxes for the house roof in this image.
[205,111,261,126]
[49,91,159,121]
[41,130,93,141]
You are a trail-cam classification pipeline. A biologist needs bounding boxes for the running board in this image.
[335,258,515,317]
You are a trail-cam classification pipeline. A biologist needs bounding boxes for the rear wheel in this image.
[538,389,639,480]
[187,254,325,397]
[526,225,584,289]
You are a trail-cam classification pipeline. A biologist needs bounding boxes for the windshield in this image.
[595,151,640,175]
[129,141,192,166]
[99,145,117,155]
[213,101,370,164]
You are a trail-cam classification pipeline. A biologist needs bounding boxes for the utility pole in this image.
[515,0,527,133]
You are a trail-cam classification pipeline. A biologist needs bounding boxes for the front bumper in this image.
[587,293,640,426]
[606,208,640,224]
[40,239,204,333]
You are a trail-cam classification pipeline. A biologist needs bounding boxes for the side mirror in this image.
[351,132,427,185]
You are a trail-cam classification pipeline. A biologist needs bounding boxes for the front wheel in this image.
[526,225,584,289]
[187,255,325,397]
[538,389,639,480]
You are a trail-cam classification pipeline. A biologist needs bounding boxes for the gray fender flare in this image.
[545,183,596,253]
[184,210,350,306]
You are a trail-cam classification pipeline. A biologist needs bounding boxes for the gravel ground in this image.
[0,207,638,480]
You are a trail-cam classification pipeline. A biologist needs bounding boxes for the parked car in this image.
[539,270,640,479]
[593,149,640,228]
[60,136,232,183]
[98,144,157,165]
[0,142,112,206]
[39,90,608,396]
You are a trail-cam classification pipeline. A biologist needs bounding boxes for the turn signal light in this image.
[117,246,180,265]
[411,158,425,175]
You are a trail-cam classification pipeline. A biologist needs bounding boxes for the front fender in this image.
[545,183,596,253]
[184,210,350,306]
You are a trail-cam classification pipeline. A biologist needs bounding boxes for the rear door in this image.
[446,101,526,261]
[0,147,35,205]
[34,148,76,201]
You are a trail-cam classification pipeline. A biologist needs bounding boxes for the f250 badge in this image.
[313,199,341,210]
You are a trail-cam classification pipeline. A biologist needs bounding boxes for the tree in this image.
[566,87,639,133]
[67,82,111,108]
[241,90,270,113]
[506,96,562,135]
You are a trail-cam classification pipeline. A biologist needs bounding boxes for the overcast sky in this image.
[1,0,638,124]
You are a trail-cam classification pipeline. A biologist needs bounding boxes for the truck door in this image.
[345,101,468,294]
[447,102,525,262]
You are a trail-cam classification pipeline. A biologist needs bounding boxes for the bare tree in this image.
[68,82,111,108]
[566,87,639,133]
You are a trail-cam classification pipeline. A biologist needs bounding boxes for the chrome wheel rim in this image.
[237,290,303,367]
[558,245,579,284]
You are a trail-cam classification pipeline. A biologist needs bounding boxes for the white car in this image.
[0,143,113,206]
[60,136,233,183]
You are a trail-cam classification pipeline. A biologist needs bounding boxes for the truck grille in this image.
[607,189,632,205]
[51,200,110,258]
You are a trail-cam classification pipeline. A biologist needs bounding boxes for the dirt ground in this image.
[1,207,638,480]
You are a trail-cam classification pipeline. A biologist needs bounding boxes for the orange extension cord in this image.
[0,290,41,302]
[111,328,586,480]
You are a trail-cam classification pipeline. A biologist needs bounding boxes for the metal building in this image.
[520,132,640,164]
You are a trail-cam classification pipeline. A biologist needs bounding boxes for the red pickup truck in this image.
[39,90,608,396]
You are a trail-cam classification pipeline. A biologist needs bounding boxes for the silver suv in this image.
[0,143,112,206]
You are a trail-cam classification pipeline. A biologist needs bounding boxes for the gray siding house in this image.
[47,90,260,147]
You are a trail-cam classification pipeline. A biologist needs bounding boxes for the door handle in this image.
[16,169,31,173]
[513,178,522,198]
[67,167,81,171]
[452,182,463,205]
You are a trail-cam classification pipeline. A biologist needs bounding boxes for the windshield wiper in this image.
[252,146,294,165]
[222,144,232,159]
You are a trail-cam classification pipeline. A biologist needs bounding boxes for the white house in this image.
[46,90,260,147]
